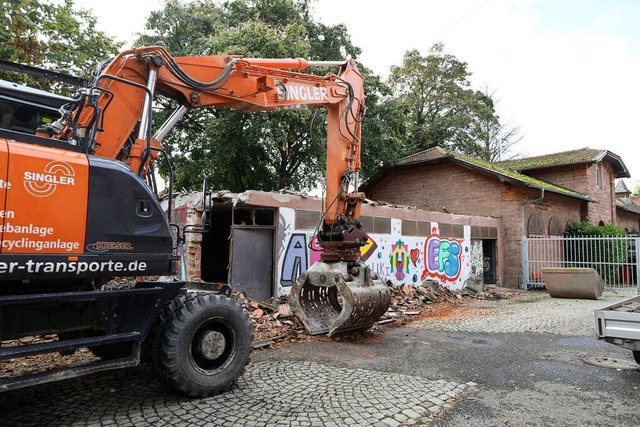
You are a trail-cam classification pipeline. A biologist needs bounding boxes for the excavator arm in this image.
[45,46,390,336]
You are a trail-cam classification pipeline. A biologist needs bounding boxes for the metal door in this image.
[230,227,274,300]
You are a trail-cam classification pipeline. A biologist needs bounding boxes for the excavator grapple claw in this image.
[290,261,391,337]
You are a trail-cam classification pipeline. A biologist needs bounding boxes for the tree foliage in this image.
[0,0,122,93]
[138,0,375,192]
[388,43,520,161]
[565,220,626,237]
[464,88,522,161]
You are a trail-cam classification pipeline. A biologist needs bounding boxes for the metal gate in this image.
[230,226,274,300]
[521,236,640,290]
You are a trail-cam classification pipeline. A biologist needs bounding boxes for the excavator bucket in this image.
[290,261,391,337]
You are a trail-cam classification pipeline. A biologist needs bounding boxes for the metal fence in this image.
[521,235,640,290]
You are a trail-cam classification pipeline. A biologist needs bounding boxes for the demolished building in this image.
[168,190,503,300]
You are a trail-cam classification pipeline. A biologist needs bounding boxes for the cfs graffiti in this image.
[277,218,474,294]
[422,233,463,282]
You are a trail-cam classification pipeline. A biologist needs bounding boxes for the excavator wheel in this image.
[150,292,253,397]
[143,288,188,384]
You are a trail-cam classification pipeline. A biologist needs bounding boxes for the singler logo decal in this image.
[23,161,76,198]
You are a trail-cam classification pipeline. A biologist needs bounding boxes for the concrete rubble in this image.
[239,283,518,348]
[611,301,640,313]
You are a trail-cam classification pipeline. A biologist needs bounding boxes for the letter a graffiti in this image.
[280,234,308,287]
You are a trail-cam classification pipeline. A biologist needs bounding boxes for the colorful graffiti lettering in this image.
[372,261,391,279]
[280,233,308,287]
[389,239,410,281]
[360,237,379,262]
[421,234,463,282]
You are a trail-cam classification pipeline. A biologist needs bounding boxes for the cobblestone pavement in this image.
[0,360,473,426]
[416,289,633,335]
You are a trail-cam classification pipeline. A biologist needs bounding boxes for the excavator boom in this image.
[39,46,391,336]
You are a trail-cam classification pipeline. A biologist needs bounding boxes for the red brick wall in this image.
[365,163,503,217]
[524,164,590,194]
[617,209,640,233]
[522,162,616,224]
[366,163,586,288]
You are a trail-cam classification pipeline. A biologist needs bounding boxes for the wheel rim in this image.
[189,318,237,375]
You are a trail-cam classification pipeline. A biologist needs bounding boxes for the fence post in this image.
[521,236,529,290]
[635,237,640,294]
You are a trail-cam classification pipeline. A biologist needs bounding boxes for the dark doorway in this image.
[482,239,496,284]
[201,207,232,283]
[201,206,275,299]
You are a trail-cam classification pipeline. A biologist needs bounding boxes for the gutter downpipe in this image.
[520,188,545,290]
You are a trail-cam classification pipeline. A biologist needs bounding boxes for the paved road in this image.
[0,360,468,426]
[254,290,640,426]
[1,289,638,426]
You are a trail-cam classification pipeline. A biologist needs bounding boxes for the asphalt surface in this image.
[1,290,639,426]
[253,290,640,426]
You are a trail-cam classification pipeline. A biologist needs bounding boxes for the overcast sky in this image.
[74,0,640,189]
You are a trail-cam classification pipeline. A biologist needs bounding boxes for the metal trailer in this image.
[595,295,640,364]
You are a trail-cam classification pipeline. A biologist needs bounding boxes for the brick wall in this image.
[524,164,589,194]
[617,209,640,233]
[365,163,503,217]
[521,162,616,224]
[366,162,586,288]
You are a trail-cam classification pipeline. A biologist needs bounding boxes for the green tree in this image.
[388,43,520,160]
[0,0,121,93]
[359,68,405,179]
[137,0,374,192]
[389,44,475,153]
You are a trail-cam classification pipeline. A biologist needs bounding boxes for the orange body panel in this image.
[0,139,8,252]
[1,140,88,254]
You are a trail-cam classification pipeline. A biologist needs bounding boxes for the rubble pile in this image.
[612,301,640,313]
[237,283,518,348]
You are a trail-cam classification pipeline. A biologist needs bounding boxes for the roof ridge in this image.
[451,151,594,202]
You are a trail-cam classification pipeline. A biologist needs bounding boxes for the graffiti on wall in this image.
[469,240,484,279]
[280,233,308,287]
[389,240,410,281]
[277,216,475,294]
[422,230,463,282]
[279,233,379,288]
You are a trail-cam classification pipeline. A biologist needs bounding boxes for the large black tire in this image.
[633,350,640,365]
[152,292,253,397]
[143,291,185,384]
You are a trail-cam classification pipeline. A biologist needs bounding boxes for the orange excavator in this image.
[0,46,390,396]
